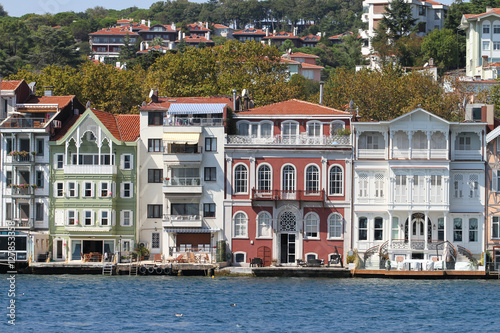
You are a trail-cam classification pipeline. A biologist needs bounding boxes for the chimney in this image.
[140,41,144,51]
[206,22,208,29]
[148,20,150,27]
[141,19,146,25]
[232,89,237,111]
[482,55,489,67]
[150,89,159,103]
[487,6,493,12]
[207,31,211,40]
[319,81,324,105]
[178,30,182,40]
[266,27,269,37]
[172,22,176,30]
[428,58,434,66]
[44,86,54,97]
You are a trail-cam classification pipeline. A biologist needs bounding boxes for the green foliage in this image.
[322,66,462,122]
[422,28,460,70]
[288,74,320,101]
[380,0,417,39]
[29,26,82,69]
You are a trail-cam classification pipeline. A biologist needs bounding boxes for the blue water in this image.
[1,275,500,332]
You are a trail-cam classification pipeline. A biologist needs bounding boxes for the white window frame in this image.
[234,163,248,194]
[492,216,500,239]
[121,182,133,198]
[305,164,320,194]
[67,181,78,198]
[281,121,299,141]
[82,181,94,198]
[99,181,111,197]
[233,211,248,238]
[281,164,296,192]
[259,121,273,138]
[358,173,368,198]
[330,121,345,135]
[257,163,272,193]
[237,121,251,136]
[256,211,272,238]
[469,218,478,242]
[484,41,490,51]
[306,121,322,137]
[483,23,491,34]
[54,182,64,197]
[54,154,64,169]
[67,209,78,226]
[329,164,344,196]
[305,252,318,261]
[453,217,463,242]
[233,251,247,264]
[83,210,94,226]
[374,217,384,241]
[120,210,133,227]
[494,23,500,34]
[358,217,368,241]
[304,212,320,239]
[99,209,110,226]
[120,154,133,170]
[327,213,343,239]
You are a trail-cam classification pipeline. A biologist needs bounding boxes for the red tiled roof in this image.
[92,109,121,140]
[21,95,75,110]
[89,27,139,36]
[141,96,233,111]
[421,0,446,6]
[300,35,321,42]
[289,52,319,59]
[137,45,170,54]
[187,23,210,32]
[184,35,213,43]
[0,80,23,91]
[116,114,140,141]
[138,24,177,32]
[117,19,131,23]
[51,115,80,141]
[236,99,350,116]
[329,31,354,39]
[213,24,230,29]
[233,28,266,35]
[264,31,300,39]
[464,8,500,19]
[280,58,301,64]
[300,62,324,69]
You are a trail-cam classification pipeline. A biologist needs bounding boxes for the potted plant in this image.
[136,244,150,261]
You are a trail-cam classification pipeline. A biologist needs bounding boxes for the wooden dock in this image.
[351,269,493,279]
[252,267,351,278]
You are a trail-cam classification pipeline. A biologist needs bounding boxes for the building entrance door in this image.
[280,233,296,264]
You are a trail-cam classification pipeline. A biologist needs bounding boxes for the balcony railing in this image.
[165,117,223,127]
[0,117,48,128]
[227,134,350,146]
[454,150,482,161]
[8,219,32,228]
[9,186,36,196]
[164,146,202,154]
[7,153,35,163]
[64,164,117,174]
[163,177,201,186]
[390,239,445,251]
[392,149,447,159]
[252,189,325,202]
[162,215,203,227]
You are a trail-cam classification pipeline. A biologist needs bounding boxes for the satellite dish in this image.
[149,89,154,98]
[85,101,91,109]
[242,89,247,97]
[142,101,146,107]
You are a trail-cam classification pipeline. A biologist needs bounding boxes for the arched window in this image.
[328,213,343,238]
[330,121,345,135]
[257,164,272,192]
[329,165,343,195]
[260,122,273,138]
[234,212,248,237]
[237,122,250,136]
[412,131,427,149]
[257,212,272,238]
[304,213,319,238]
[282,165,296,192]
[305,165,320,193]
[307,121,322,137]
[234,164,248,194]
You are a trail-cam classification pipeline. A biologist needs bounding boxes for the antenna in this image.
[85,101,91,109]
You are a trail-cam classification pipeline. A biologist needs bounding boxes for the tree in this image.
[29,26,82,69]
[322,66,462,122]
[279,39,295,52]
[0,5,8,17]
[422,28,459,70]
[380,0,417,39]
[119,34,139,63]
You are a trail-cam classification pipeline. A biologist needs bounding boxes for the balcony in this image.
[64,164,117,174]
[8,219,32,229]
[163,178,202,194]
[165,117,223,127]
[8,185,36,197]
[454,149,482,161]
[162,215,203,228]
[5,152,36,164]
[0,117,48,129]
[392,149,447,160]
[163,145,203,163]
[358,149,385,159]
[252,189,325,206]
[227,134,351,146]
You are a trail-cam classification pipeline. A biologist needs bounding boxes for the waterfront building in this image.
[460,7,500,79]
[48,108,139,261]
[281,52,324,82]
[138,94,232,261]
[225,99,353,266]
[0,81,84,263]
[352,108,486,268]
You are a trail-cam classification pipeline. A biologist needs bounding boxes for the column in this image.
[389,211,393,249]
[389,131,394,159]
[321,157,327,195]
[426,131,432,159]
[424,211,428,250]
[226,157,233,200]
[444,213,448,243]
[408,131,413,160]
[408,211,412,251]
[249,157,255,199]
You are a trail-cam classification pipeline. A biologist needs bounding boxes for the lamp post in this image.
[119,235,122,264]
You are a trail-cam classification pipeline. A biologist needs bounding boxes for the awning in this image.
[163,227,220,233]
[168,103,226,115]
[163,132,200,144]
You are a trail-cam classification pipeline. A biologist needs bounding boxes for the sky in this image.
[2,0,457,18]
[1,0,205,17]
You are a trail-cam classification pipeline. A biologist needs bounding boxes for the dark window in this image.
[35,203,43,221]
[56,154,64,168]
[36,171,44,188]
[5,138,12,154]
[148,169,163,183]
[6,171,12,186]
[171,203,198,215]
[147,204,162,218]
[204,203,216,217]
[472,108,482,121]
[374,217,383,240]
[148,139,162,152]
[418,22,426,33]
[5,203,11,220]
[359,217,368,240]
[205,137,217,152]
[152,233,160,248]
[148,112,164,126]
[36,138,44,156]
[204,167,216,181]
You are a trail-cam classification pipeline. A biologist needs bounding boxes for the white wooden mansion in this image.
[352,109,485,268]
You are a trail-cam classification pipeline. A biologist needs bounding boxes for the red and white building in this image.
[224,99,353,266]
